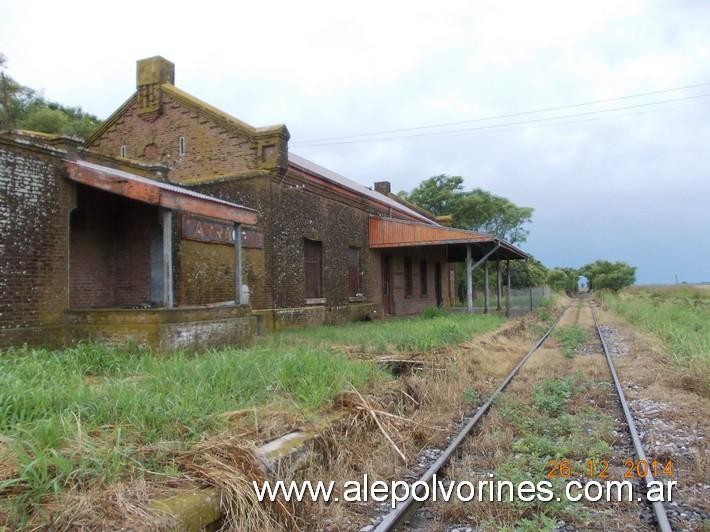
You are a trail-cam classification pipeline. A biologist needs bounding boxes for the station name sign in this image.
[181,214,263,249]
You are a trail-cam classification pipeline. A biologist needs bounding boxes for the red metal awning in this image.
[369,216,527,260]
[64,159,257,225]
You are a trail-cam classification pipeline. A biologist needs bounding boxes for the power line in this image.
[291,92,710,147]
[425,98,710,139]
[291,81,710,146]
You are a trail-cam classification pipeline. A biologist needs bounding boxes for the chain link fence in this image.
[449,286,551,315]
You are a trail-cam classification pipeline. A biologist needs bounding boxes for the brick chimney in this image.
[136,56,174,115]
[374,181,391,195]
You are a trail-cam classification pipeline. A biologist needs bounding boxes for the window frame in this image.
[304,239,323,300]
[178,136,186,157]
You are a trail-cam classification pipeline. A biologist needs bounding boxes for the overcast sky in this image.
[2,0,708,284]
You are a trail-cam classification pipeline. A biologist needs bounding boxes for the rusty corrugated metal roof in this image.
[64,160,257,225]
[369,217,494,247]
[369,217,527,259]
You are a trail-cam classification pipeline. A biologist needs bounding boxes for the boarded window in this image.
[404,257,413,297]
[347,248,360,297]
[304,239,322,299]
[420,259,428,295]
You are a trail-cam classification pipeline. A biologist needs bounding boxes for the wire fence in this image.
[449,286,551,315]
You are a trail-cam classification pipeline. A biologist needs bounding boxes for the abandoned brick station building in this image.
[0,56,527,350]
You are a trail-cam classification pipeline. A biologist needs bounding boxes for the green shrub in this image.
[555,325,589,358]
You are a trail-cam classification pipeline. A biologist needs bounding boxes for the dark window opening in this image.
[304,239,322,299]
[347,247,361,297]
[420,259,428,295]
[178,136,186,156]
[404,257,413,297]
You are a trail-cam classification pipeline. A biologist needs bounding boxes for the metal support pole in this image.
[505,259,511,318]
[234,223,242,305]
[528,259,533,312]
[161,208,173,308]
[483,262,489,314]
[496,259,502,310]
[466,244,473,313]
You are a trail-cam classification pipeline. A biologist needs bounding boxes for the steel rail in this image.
[374,307,568,532]
[590,304,673,532]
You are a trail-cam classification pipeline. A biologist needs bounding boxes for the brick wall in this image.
[387,248,450,315]
[88,92,266,183]
[85,73,452,325]
[185,175,271,308]
[69,185,154,308]
[0,140,74,345]
[268,173,374,310]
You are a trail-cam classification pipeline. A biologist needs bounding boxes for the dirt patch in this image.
[279,305,570,530]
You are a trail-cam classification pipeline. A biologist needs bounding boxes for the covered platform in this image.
[369,217,528,315]
[62,159,258,349]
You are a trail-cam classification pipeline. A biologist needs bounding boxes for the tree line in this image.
[0,53,101,139]
[401,175,635,295]
[548,260,636,294]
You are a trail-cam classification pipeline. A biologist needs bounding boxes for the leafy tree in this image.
[514,256,548,288]
[579,260,635,292]
[400,174,534,244]
[0,53,101,138]
[547,267,579,295]
[21,106,69,133]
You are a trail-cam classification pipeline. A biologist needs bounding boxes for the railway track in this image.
[372,298,673,532]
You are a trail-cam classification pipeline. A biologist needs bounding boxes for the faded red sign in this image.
[181,214,263,248]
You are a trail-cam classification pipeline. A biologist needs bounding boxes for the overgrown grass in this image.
[602,287,710,386]
[264,312,505,354]
[0,343,380,520]
[492,376,614,528]
[0,312,505,522]
[554,325,590,358]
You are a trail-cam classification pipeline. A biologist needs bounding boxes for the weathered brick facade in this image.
[0,138,74,345]
[0,132,257,349]
[69,184,156,308]
[85,56,453,329]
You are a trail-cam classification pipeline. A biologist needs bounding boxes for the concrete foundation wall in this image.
[65,305,256,351]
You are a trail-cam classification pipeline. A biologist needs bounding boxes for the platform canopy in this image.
[64,159,257,225]
[368,216,527,261]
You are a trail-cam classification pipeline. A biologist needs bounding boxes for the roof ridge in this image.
[288,152,437,225]
[85,93,137,146]
[161,84,289,139]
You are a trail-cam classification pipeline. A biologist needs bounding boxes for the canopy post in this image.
[505,259,511,318]
[161,208,174,308]
[528,259,533,312]
[496,259,502,311]
[466,244,473,313]
[234,223,242,305]
[484,261,489,314]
